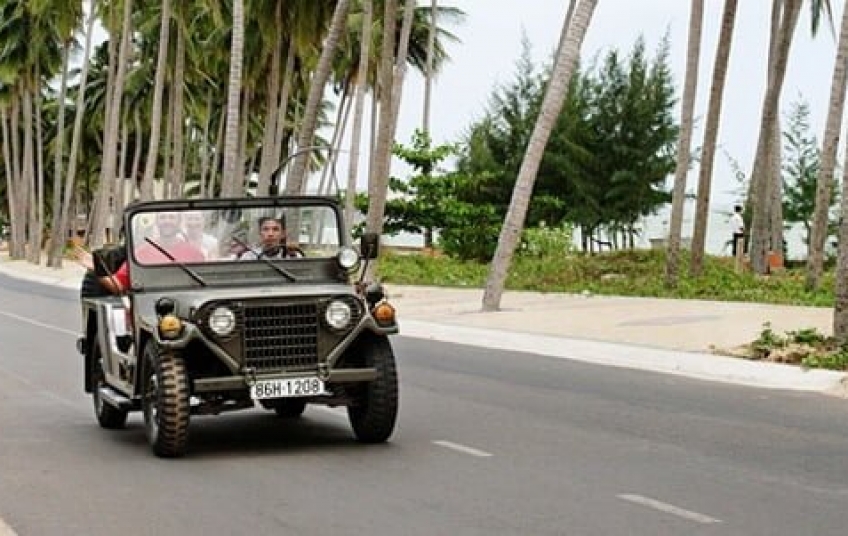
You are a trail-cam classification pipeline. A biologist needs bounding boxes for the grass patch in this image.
[378,248,835,307]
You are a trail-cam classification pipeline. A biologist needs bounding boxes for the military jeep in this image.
[77,196,399,457]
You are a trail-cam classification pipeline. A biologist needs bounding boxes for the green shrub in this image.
[801,348,848,371]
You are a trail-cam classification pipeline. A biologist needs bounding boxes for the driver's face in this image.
[260,220,284,246]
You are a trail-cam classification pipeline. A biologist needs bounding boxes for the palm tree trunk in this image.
[221,0,245,197]
[317,84,352,195]
[130,108,143,196]
[235,89,251,196]
[665,0,703,289]
[9,96,26,259]
[482,0,599,311]
[769,118,783,258]
[807,0,848,290]
[423,0,437,132]
[162,83,175,199]
[285,0,352,195]
[47,44,71,267]
[1,106,17,254]
[365,0,415,241]
[54,6,97,264]
[209,113,226,197]
[171,25,186,198]
[34,77,47,263]
[748,0,801,274]
[23,88,39,263]
[93,0,133,245]
[270,42,296,188]
[140,0,171,201]
[690,0,738,276]
[257,3,284,197]
[345,0,374,232]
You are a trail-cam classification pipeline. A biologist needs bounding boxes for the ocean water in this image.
[382,204,814,260]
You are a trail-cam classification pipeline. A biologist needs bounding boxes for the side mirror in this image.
[360,232,380,259]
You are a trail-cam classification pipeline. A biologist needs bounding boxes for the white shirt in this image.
[730,213,744,234]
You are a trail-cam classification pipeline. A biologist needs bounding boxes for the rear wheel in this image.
[347,337,398,443]
[91,345,128,429]
[142,343,190,458]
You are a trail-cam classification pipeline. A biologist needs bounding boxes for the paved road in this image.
[1,275,848,535]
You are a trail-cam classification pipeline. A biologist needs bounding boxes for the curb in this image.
[400,320,848,394]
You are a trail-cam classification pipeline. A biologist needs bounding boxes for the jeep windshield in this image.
[126,201,344,269]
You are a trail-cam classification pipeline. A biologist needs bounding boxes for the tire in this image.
[347,337,399,443]
[270,399,307,419]
[91,345,129,429]
[142,343,190,458]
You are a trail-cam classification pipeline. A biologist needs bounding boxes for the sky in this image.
[387,0,841,255]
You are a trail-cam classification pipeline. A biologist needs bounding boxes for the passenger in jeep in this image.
[76,212,204,294]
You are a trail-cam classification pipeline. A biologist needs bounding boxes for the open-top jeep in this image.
[77,196,399,457]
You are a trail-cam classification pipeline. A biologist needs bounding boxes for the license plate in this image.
[250,377,327,400]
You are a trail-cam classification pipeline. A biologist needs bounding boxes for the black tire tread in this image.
[144,346,190,458]
[347,336,399,443]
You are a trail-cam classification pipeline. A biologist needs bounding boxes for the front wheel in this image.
[91,345,128,429]
[347,336,399,443]
[142,343,190,458]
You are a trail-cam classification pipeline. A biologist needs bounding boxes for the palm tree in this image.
[345,0,374,231]
[689,0,738,276]
[285,0,352,195]
[139,0,171,202]
[47,0,87,267]
[665,0,703,288]
[220,0,244,197]
[482,0,599,311]
[423,0,437,132]
[807,0,848,290]
[747,0,802,274]
[364,0,418,248]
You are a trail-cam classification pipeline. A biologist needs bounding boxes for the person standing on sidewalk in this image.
[730,205,745,257]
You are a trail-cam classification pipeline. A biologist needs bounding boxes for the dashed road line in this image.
[0,310,76,336]
[617,493,722,524]
[432,440,493,457]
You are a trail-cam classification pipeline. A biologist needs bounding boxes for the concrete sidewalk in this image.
[0,256,845,395]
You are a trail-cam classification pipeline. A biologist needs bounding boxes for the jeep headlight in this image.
[208,306,236,336]
[325,300,352,330]
[337,247,360,272]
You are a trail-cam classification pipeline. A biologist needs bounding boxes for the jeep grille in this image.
[242,302,319,372]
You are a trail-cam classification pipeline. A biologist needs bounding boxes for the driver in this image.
[238,216,303,259]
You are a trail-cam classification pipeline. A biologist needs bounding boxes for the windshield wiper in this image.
[230,234,297,282]
[144,237,208,287]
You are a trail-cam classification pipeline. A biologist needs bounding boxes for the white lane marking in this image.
[0,310,77,337]
[0,516,19,536]
[617,494,722,524]
[0,367,80,410]
[432,440,493,458]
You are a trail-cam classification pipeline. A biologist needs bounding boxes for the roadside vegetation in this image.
[378,247,835,307]
[376,243,847,371]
